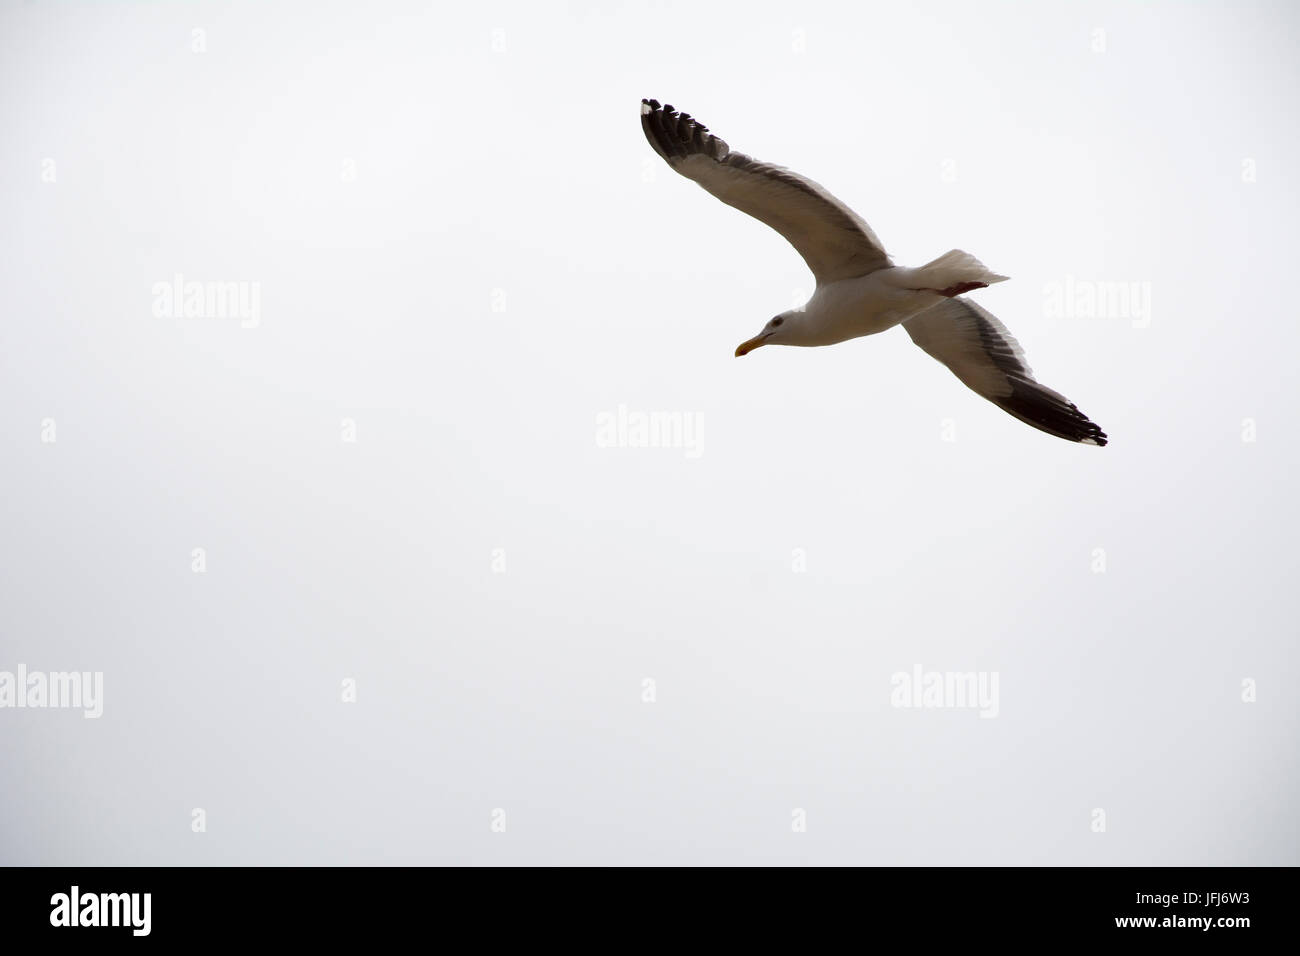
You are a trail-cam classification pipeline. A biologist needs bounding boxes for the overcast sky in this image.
[2,0,1297,865]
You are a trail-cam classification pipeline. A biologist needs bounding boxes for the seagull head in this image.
[735,312,795,357]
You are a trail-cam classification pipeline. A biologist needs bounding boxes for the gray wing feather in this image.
[903,297,1108,446]
[641,99,892,285]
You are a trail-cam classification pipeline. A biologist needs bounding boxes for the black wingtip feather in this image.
[998,379,1108,446]
[640,99,729,165]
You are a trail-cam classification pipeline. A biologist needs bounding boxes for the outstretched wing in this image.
[902,297,1108,445]
[640,99,892,285]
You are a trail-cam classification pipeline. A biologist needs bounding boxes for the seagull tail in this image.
[911,249,1009,297]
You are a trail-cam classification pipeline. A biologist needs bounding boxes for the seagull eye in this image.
[771,317,784,327]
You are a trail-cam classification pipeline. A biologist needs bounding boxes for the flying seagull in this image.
[640,99,1108,446]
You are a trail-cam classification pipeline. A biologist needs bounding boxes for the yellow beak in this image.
[735,333,771,357]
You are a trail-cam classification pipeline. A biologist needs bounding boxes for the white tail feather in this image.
[912,249,1008,291]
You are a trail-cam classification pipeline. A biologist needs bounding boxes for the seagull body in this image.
[763,259,1001,349]
[640,99,1108,445]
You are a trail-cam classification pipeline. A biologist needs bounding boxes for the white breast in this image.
[797,271,942,346]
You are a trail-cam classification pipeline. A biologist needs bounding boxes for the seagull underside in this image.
[639,98,1109,446]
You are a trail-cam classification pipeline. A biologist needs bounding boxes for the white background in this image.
[1,0,1296,864]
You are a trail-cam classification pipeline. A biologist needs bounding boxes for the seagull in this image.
[640,99,1108,446]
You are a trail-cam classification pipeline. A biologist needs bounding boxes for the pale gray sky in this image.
[1,0,1296,865]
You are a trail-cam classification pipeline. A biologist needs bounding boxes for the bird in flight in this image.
[640,99,1108,446]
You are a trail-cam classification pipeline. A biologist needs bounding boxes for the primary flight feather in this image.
[640,98,1108,446]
